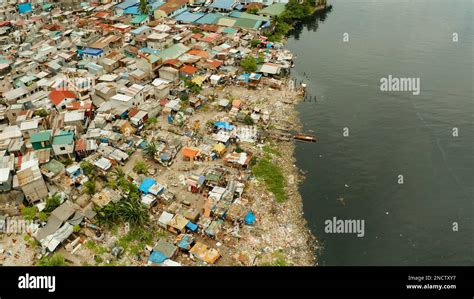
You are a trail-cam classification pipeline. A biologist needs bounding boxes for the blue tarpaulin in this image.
[177,235,192,250]
[214,122,235,131]
[148,251,167,264]
[245,210,255,225]
[237,73,250,82]
[18,3,32,14]
[83,47,104,56]
[139,178,156,194]
[186,222,198,232]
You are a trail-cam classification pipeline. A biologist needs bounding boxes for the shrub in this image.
[240,55,257,72]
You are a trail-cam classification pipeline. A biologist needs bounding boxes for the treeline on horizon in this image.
[267,0,319,42]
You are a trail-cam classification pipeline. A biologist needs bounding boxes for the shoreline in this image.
[199,82,319,266]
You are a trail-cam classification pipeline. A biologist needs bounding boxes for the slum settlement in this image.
[0,0,317,266]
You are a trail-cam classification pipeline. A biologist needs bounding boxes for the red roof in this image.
[205,59,223,69]
[128,107,139,117]
[188,49,209,59]
[95,11,110,19]
[180,65,198,75]
[163,59,181,67]
[66,101,93,111]
[49,90,77,106]
[75,139,86,152]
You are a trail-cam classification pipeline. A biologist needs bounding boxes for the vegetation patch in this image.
[252,155,286,202]
[37,253,69,266]
[262,145,281,157]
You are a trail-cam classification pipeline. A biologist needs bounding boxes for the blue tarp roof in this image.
[124,6,140,15]
[214,122,235,131]
[148,251,167,264]
[116,0,138,10]
[250,73,262,80]
[186,222,198,232]
[237,73,250,82]
[131,25,150,35]
[139,178,156,194]
[177,234,193,249]
[209,0,237,10]
[83,48,103,56]
[18,3,32,14]
[174,11,205,23]
[245,210,255,225]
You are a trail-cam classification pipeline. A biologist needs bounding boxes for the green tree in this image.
[240,55,258,72]
[117,196,148,227]
[38,211,48,222]
[44,193,61,213]
[80,161,95,177]
[112,166,125,180]
[84,180,96,195]
[133,160,148,174]
[146,117,157,128]
[33,109,48,117]
[96,192,147,227]
[144,142,157,159]
[250,39,261,47]
[37,253,68,266]
[184,79,202,94]
[244,115,254,125]
[138,0,149,14]
[247,8,259,15]
[21,206,38,221]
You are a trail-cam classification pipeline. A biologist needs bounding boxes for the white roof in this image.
[158,211,174,226]
[64,111,85,122]
[141,194,156,206]
[152,78,170,87]
[20,119,39,131]
[0,168,10,182]
[94,157,112,170]
[258,63,281,75]
[111,93,133,102]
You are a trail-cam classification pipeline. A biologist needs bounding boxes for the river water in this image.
[286,0,473,265]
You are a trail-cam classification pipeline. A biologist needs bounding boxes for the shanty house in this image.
[52,131,75,156]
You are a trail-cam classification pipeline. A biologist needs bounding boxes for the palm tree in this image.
[133,160,148,174]
[138,0,149,15]
[117,197,148,227]
[144,142,157,159]
[112,166,126,180]
[96,202,119,226]
[84,180,96,195]
[44,192,62,213]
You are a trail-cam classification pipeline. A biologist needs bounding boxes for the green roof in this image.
[234,18,261,30]
[131,14,148,24]
[42,159,65,174]
[52,131,74,145]
[149,54,161,64]
[231,12,269,22]
[30,130,52,143]
[222,27,237,34]
[259,3,286,16]
[158,43,189,61]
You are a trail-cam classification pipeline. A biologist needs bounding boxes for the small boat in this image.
[294,133,317,142]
